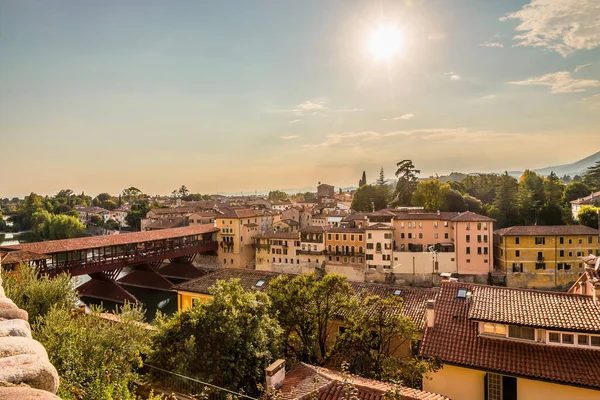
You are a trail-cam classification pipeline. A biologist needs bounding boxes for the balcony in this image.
[328,250,364,256]
[297,249,327,256]
[254,243,270,249]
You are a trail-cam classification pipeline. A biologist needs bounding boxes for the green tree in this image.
[89,214,103,225]
[96,193,112,202]
[268,190,288,201]
[494,172,519,228]
[102,199,117,210]
[4,265,77,320]
[149,280,282,395]
[178,185,189,198]
[583,161,600,191]
[393,160,420,206]
[34,304,151,400]
[126,201,151,231]
[411,179,450,211]
[268,273,353,364]
[351,185,387,212]
[359,171,367,187]
[327,295,440,388]
[376,167,386,186]
[578,206,599,229]
[122,187,143,203]
[563,181,591,203]
[543,172,565,205]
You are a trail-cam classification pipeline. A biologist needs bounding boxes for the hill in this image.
[507,150,600,178]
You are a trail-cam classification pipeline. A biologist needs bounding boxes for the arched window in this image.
[376,242,382,251]
[359,246,363,254]
[351,246,355,254]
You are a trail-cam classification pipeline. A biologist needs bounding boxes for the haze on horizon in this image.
[1,0,599,198]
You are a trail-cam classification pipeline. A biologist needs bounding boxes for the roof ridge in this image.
[444,281,597,299]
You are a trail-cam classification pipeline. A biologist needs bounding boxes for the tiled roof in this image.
[217,207,265,219]
[328,227,365,233]
[174,268,283,294]
[279,363,448,400]
[365,223,395,230]
[1,225,218,255]
[468,284,600,332]
[419,282,600,389]
[300,226,330,233]
[393,212,461,221]
[570,191,600,205]
[450,211,495,222]
[149,207,199,215]
[255,232,301,240]
[280,219,300,226]
[494,225,600,236]
[145,217,186,229]
[0,250,49,264]
[346,282,439,330]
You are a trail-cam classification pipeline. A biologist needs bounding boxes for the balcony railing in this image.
[297,249,327,256]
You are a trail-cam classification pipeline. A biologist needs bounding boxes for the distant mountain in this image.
[507,150,600,178]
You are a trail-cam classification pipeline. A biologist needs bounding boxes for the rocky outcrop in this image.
[0,274,60,399]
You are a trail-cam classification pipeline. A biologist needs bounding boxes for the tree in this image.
[543,172,565,205]
[96,193,112,202]
[359,171,367,187]
[377,168,386,186]
[122,187,143,203]
[34,304,152,400]
[90,214,103,225]
[351,185,387,212]
[126,200,151,231]
[393,160,420,206]
[4,265,77,320]
[149,280,282,395]
[411,179,450,211]
[178,185,189,198]
[564,181,591,203]
[269,190,288,201]
[102,199,117,210]
[327,295,440,388]
[578,206,599,229]
[494,172,519,228]
[268,273,353,364]
[583,161,600,191]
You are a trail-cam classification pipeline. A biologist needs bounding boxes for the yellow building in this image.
[494,225,600,288]
[216,208,273,269]
[420,281,600,400]
[254,231,301,273]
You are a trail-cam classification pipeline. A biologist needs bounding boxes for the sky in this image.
[1,0,599,197]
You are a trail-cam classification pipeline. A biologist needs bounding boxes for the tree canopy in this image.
[393,160,420,206]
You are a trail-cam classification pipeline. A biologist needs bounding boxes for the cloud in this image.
[583,94,600,107]
[383,113,414,121]
[501,0,600,56]
[482,94,498,100]
[289,119,302,124]
[280,135,298,140]
[293,100,327,115]
[480,41,504,48]
[445,72,461,80]
[509,71,600,93]
[574,63,591,72]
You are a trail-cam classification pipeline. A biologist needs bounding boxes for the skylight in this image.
[457,288,468,299]
[255,280,266,287]
[393,289,402,296]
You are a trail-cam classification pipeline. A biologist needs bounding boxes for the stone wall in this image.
[0,275,60,399]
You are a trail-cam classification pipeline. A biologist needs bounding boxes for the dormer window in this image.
[457,288,468,299]
[393,289,402,296]
[483,323,506,336]
[255,280,266,287]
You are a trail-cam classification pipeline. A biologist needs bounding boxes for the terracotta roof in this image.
[280,363,448,400]
[468,285,600,332]
[494,225,600,236]
[300,226,330,233]
[328,227,365,233]
[244,223,259,228]
[365,223,395,230]
[393,212,461,221]
[174,268,282,294]
[0,250,49,264]
[0,225,218,255]
[255,232,300,240]
[342,213,367,221]
[449,211,495,222]
[570,191,600,205]
[419,282,600,389]
[217,207,265,219]
[346,282,439,330]
[149,207,199,215]
[145,217,186,230]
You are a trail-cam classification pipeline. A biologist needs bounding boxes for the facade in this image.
[216,208,272,268]
[420,281,600,400]
[317,183,335,198]
[494,225,600,288]
[568,255,600,301]
[254,231,301,273]
[570,190,600,220]
[364,223,395,272]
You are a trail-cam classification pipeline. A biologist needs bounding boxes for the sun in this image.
[369,26,403,60]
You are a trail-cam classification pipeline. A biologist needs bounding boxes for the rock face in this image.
[0,273,60,398]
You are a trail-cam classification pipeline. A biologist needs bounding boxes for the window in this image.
[466,259,471,263]
[367,233,372,239]
[255,280,266,287]
[384,233,392,239]
[486,374,517,400]
[588,236,593,244]
[366,254,373,260]
[515,250,520,257]
[408,233,413,239]
[393,289,402,296]
[559,237,564,244]
[444,233,449,239]
[578,238,583,245]
[478,247,482,255]
[358,235,363,241]
[419,222,423,228]
[466,235,471,243]
[434,233,438,239]
[484,247,488,255]
[535,237,545,245]
[515,237,520,245]
[457,288,468,298]
[477,235,482,243]
[418,233,423,239]
[343,234,347,240]
[512,263,523,273]
[578,335,589,346]
[477,222,482,230]
[401,233,405,239]
[466,223,470,230]
[508,325,535,341]
[466,247,471,254]
[335,234,339,240]
[592,336,600,347]
[562,333,574,345]
[484,235,488,243]
[351,235,355,241]
[366,243,374,249]
[328,234,331,240]
[444,221,448,227]
[549,332,560,343]
[434,221,438,228]
[559,250,564,257]
[483,323,506,335]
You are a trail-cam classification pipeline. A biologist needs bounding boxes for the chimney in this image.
[437,210,440,216]
[440,272,452,282]
[426,300,435,328]
[265,359,286,390]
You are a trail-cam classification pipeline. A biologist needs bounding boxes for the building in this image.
[255,231,301,273]
[568,254,600,301]
[383,210,494,284]
[364,223,395,272]
[420,281,600,400]
[494,225,600,288]
[317,183,335,198]
[216,208,273,268]
[570,190,600,220]
[273,362,448,400]
[298,226,328,271]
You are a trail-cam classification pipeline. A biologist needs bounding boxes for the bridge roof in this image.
[0,225,218,255]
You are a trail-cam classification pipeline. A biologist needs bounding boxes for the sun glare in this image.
[369,26,403,60]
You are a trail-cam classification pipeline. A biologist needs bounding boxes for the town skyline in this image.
[1,0,600,197]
